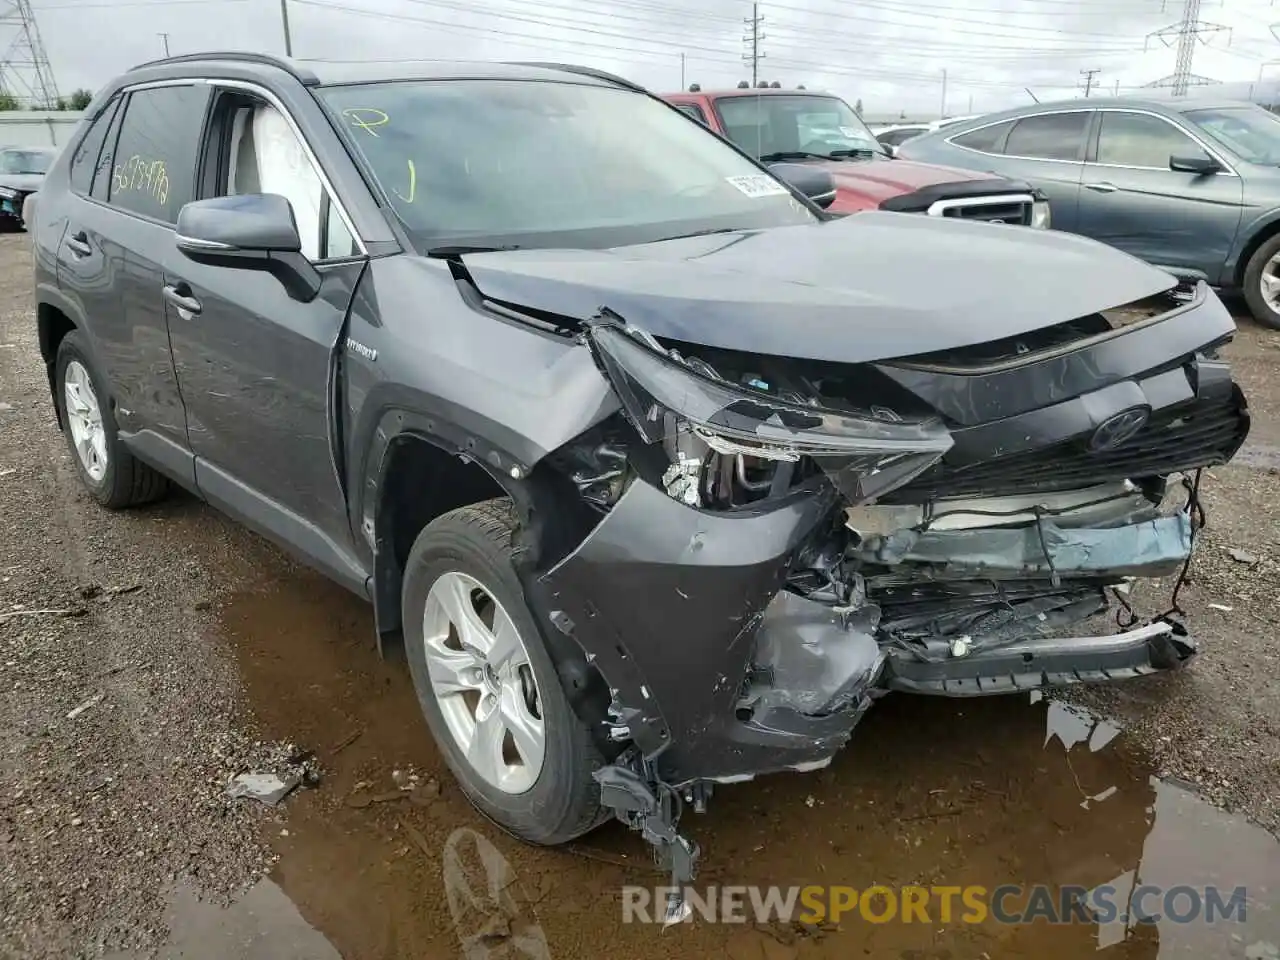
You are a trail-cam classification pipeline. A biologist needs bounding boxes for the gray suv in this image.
[899,97,1280,328]
[28,53,1250,894]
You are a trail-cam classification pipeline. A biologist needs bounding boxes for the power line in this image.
[743,1,764,87]
[0,0,59,108]
[1145,0,1230,94]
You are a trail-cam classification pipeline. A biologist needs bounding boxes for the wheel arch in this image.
[1232,212,1280,289]
[37,300,77,426]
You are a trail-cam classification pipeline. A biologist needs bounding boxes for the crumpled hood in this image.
[826,155,995,207]
[0,173,44,193]
[460,211,1179,364]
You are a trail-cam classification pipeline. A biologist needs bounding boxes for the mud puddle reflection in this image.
[200,569,1278,960]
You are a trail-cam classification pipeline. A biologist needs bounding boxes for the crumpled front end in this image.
[525,277,1247,896]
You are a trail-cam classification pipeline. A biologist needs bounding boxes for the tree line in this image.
[0,89,93,112]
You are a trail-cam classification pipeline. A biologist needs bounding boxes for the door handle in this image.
[64,230,91,258]
[162,282,203,317]
[1084,182,1118,193]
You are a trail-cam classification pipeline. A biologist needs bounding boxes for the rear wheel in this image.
[54,330,169,508]
[402,499,604,844]
[1242,233,1280,330]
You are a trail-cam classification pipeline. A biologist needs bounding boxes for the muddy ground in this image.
[1,231,1278,960]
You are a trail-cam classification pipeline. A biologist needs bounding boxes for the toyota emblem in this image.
[1089,407,1151,452]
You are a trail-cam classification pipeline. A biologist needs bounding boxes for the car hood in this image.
[458,211,1178,365]
[824,155,996,204]
[0,173,44,192]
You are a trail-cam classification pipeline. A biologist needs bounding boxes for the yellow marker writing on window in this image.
[343,107,389,137]
[391,159,416,204]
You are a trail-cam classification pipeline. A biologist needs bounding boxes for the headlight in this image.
[1031,198,1051,230]
[587,322,953,507]
[0,187,16,199]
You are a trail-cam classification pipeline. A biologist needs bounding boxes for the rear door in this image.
[57,81,211,484]
[993,109,1092,232]
[1075,108,1244,276]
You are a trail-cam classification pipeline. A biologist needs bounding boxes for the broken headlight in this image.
[587,323,954,507]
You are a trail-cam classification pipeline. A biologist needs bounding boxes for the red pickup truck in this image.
[661,87,1051,227]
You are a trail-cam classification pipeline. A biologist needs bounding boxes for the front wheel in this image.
[1241,233,1280,330]
[402,499,605,845]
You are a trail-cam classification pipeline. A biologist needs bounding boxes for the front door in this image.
[165,87,369,591]
[1075,109,1244,277]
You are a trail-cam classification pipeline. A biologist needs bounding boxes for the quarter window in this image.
[1096,111,1205,168]
[950,119,1014,154]
[108,84,210,223]
[1004,112,1089,161]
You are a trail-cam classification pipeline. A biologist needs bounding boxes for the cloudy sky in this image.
[12,0,1280,117]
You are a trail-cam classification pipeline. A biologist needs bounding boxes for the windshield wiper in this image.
[758,151,831,162]
[827,147,880,159]
[425,244,521,258]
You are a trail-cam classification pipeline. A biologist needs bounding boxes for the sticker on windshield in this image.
[839,126,863,138]
[725,175,791,198]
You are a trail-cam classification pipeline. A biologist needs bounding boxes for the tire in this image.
[402,499,605,845]
[54,330,169,509]
[1241,233,1280,330]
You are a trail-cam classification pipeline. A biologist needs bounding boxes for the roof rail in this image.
[128,51,320,85]
[505,61,646,94]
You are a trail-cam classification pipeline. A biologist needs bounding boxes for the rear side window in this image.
[950,119,1013,154]
[107,84,210,223]
[69,97,121,194]
[1004,112,1089,161]
[675,103,708,125]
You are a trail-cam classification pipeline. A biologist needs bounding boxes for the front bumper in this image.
[538,476,1198,787]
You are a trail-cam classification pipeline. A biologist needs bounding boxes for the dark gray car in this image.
[27,53,1250,900]
[898,97,1280,328]
[0,145,55,228]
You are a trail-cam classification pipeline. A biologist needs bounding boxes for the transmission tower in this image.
[0,0,59,108]
[1144,0,1229,96]
[743,2,765,89]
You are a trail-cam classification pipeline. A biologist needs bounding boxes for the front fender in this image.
[1225,204,1280,286]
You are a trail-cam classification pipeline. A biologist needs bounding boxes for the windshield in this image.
[1184,106,1280,164]
[0,149,52,175]
[318,80,817,250]
[712,94,886,161]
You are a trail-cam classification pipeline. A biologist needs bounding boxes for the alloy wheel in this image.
[1262,252,1280,313]
[63,360,107,483]
[422,571,545,794]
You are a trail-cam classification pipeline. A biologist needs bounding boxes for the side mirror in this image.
[766,162,837,209]
[1169,154,1221,175]
[175,194,322,302]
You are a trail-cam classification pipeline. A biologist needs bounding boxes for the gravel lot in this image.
[1,231,1278,960]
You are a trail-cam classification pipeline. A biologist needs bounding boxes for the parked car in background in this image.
[872,123,931,155]
[0,145,56,229]
[898,97,1280,328]
[662,87,1050,226]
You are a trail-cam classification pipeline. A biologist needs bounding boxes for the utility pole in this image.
[1113,79,1121,95]
[279,0,293,57]
[939,68,947,119]
[1144,0,1228,95]
[1079,67,1100,97]
[0,0,60,108]
[680,52,685,90]
[158,32,171,57]
[742,3,764,88]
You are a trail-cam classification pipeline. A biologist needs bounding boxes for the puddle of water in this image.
[198,570,1280,960]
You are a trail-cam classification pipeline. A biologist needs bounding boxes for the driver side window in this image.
[214,93,355,260]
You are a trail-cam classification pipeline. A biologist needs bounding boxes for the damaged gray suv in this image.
[29,54,1250,891]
